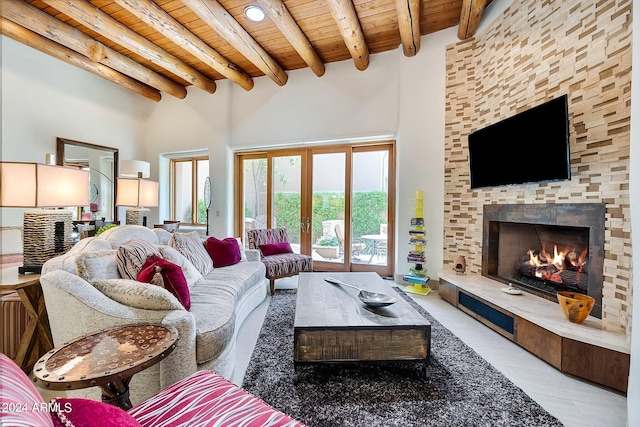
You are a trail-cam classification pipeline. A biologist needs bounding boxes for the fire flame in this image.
[526,244,587,282]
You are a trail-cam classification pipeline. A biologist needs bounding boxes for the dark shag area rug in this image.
[242,289,564,427]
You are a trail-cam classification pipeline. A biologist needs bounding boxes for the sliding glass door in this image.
[235,142,395,277]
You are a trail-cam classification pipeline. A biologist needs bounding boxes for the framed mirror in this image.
[57,137,119,223]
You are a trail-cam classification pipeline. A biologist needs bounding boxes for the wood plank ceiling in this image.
[2,0,491,102]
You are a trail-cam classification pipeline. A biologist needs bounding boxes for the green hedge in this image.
[273,191,387,242]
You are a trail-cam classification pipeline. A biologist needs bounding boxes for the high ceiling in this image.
[2,0,491,102]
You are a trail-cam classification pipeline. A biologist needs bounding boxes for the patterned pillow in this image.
[116,239,162,280]
[92,279,184,311]
[169,232,213,275]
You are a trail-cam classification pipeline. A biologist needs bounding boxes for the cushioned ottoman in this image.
[0,352,306,427]
[128,371,306,427]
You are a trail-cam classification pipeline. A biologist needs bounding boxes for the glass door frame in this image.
[234,141,395,278]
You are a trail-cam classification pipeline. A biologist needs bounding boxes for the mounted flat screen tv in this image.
[468,95,570,189]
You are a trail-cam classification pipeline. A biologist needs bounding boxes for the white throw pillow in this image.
[92,278,184,311]
[168,232,213,275]
[157,245,203,287]
[236,237,248,262]
[76,250,119,282]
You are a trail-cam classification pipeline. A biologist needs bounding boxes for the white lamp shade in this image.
[0,162,89,207]
[120,160,150,178]
[116,178,159,207]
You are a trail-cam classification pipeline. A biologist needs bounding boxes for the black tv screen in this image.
[468,95,570,189]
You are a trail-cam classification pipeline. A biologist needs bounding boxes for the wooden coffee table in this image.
[294,272,430,378]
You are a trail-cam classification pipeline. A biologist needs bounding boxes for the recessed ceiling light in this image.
[244,5,266,22]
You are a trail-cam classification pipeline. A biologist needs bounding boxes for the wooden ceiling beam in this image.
[42,0,217,94]
[325,0,369,71]
[115,0,254,91]
[1,17,161,102]
[2,0,186,99]
[458,0,487,40]
[257,0,325,77]
[395,0,420,57]
[182,0,288,86]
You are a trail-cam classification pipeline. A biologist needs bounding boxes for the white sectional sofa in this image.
[39,225,268,405]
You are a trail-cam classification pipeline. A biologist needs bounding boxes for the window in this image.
[171,157,209,225]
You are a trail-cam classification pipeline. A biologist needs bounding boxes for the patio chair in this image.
[334,223,366,257]
[153,220,180,232]
[246,228,313,295]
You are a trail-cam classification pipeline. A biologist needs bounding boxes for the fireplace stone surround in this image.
[482,203,605,319]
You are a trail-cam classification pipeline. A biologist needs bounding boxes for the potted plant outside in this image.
[313,237,340,259]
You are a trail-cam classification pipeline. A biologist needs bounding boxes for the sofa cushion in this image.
[116,240,162,280]
[157,246,203,288]
[152,228,172,245]
[50,398,141,427]
[169,232,213,276]
[137,256,190,310]
[92,279,184,311]
[188,262,265,364]
[127,370,306,427]
[262,253,313,279]
[205,237,241,267]
[76,250,119,282]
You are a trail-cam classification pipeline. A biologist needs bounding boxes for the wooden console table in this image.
[438,270,630,392]
[0,267,53,373]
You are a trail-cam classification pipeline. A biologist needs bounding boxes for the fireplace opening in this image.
[493,223,590,298]
[482,204,605,319]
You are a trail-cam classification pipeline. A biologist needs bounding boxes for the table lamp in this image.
[0,162,89,273]
[116,176,159,227]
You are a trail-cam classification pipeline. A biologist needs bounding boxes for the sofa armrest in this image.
[40,270,198,404]
[245,249,261,262]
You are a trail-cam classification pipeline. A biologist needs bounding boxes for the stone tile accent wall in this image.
[444,0,632,331]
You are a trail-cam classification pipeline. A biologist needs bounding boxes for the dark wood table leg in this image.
[99,377,133,410]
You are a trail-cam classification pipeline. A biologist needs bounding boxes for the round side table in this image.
[33,323,178,410]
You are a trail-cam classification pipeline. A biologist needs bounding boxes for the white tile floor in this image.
[232,277,628,427]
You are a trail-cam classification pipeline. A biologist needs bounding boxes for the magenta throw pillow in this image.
[49,397,142,427]
[137,256,191,310]
[259,242,293,257]
[204,237,242,267]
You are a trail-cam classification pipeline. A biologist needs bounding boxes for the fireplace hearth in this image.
[482,204,605,319]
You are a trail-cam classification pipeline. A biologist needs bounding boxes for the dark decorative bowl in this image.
[557,292,595,324]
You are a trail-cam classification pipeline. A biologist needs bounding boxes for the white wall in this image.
[1,36,154,225]
[229,52,399,148]
[140,82,232,238]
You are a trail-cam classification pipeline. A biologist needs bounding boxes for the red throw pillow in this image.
[259,242,293,256]
[49,397,142,427]
[204,237,242,267]
[137,256,191,310]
